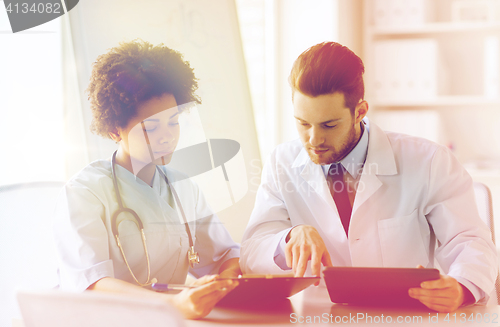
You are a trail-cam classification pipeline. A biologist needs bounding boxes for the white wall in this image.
[64,0,261,242]
[237,0,340,162]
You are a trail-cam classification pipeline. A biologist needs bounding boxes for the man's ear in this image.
[109,129,121,143]
[354,100,369,124]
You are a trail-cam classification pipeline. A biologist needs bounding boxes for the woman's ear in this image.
[109,129,121,143]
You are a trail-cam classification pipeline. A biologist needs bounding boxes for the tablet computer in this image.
[323,267,440,306]
[217,275,320,305]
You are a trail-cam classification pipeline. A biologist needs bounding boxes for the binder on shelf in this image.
[372,110,440,143]
[372,0,427,28]
[373,39,437,101]
[451,0,500,22]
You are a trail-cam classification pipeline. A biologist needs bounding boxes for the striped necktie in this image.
[328,163,352,237]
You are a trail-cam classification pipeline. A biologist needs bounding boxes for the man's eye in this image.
[169,121,179,126]
[324,125,336,129]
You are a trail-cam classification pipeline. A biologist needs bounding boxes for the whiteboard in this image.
[67,0,260,241]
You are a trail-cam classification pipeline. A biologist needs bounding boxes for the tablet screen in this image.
[217,275,320,305]
[323,267,440,305]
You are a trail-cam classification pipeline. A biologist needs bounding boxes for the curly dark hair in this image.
[87,39,201,138]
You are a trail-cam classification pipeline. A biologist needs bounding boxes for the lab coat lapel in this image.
[293,147,350,255]
[151,169,183,222]
[295,149,336,209]
[352,121,398,214]
[115,165,181,225]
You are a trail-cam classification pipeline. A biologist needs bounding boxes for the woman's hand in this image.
[218,257,242,279]
[171,275,238,319]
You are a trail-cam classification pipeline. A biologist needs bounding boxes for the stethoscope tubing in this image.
[110,151,198,286]
[110,151,194,247]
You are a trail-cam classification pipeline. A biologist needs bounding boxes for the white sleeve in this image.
[189,183,240,278]
[240,150,294,274]
[425,146,498,303]
[53,183,114,292]
[273,227,293,270]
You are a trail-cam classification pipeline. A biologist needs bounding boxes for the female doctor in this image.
[53,40,241,319]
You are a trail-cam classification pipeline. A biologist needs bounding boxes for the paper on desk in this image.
[17,290,185,327]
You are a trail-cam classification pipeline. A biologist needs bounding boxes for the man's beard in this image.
[307,123,359,165]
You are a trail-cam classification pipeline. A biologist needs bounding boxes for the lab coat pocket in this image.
[377,209,429,268]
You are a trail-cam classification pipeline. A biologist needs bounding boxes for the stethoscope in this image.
[110,150,199,287]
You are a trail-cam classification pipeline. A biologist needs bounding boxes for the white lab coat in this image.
[54,159,240,292]
[241,119,497,302]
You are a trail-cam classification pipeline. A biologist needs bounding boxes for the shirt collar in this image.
[322,121,369,179]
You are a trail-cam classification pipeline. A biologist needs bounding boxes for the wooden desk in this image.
[188,286,500,326]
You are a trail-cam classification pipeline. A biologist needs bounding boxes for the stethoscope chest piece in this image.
[188,246,200,268]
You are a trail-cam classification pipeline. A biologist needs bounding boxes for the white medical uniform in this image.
[54,159,240,292]
[241,118,498,303]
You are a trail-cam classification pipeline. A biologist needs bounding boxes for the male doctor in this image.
[240,42,498,312]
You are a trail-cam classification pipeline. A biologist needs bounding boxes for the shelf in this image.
[370,21,500,37]
[466,166,500,177]
[370,96,500,108]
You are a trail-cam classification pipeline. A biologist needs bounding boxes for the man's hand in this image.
[408,265,474,312]
[285,225,333,283]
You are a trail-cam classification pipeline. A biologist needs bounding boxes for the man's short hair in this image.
[87,39,201,139]
[289,42,365,112]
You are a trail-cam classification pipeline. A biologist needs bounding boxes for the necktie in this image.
[328,163,352,237]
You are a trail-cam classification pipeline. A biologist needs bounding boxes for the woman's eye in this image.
[142,125,157,132]
[324,125,336,129]
[169,121,179,126]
